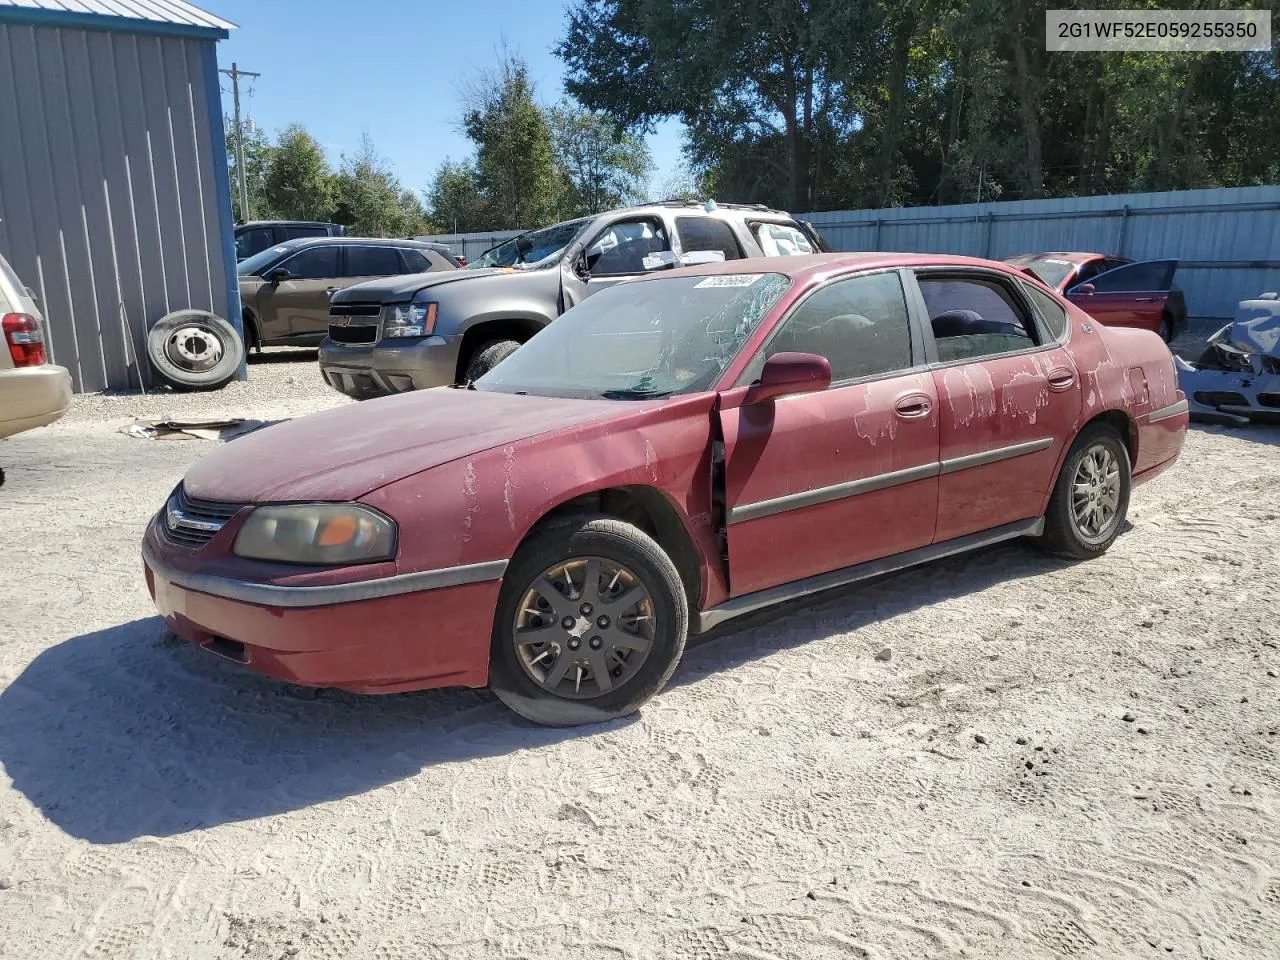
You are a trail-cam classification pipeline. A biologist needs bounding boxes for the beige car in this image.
[0,252,71,447]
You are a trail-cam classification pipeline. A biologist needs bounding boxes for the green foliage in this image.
[225,119,276,221]
[559,0,1280,211]
[261,124,334,222]
[548,101,653,215]
[332,134,430,237]
[427,159,491,233]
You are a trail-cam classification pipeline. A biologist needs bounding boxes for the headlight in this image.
[383,300,437,338]
[233,504,397,565]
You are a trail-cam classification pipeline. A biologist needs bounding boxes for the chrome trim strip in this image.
[144,542,507,608]
[939,437,1053,475]
[1147,398,1189,422]
[697,518,1044,632]
[730,462,941,525]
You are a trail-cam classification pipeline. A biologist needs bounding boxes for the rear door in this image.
[718,269,939,597]
[1066,259,1177,334]
[911,268,1081,542]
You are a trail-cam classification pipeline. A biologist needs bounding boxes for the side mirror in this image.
[746,352,831,404]
[1071,282,1095,297]
[267,267,292,285]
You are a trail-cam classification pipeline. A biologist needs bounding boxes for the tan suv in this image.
[0,252,71,451]
[237,238,458,351]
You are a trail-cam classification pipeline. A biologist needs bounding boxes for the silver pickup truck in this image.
[319,200,828,399]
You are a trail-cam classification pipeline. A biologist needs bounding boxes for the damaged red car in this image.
[143,254,1188,725]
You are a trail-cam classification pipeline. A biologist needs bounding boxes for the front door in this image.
[718,269,940,597]
[912,269,1082,542]
[560,215,675,312]
[256,244,342,342]
[1066,259,1177,335]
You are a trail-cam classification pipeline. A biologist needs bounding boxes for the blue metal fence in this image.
[805,186,1280,320]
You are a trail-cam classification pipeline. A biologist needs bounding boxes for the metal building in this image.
[0,0,238,392]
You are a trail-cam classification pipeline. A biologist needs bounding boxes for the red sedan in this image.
[1005,253,1187,342]
[143,254,1188,725]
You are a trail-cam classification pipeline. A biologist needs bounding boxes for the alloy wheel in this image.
[512,556,656,699]
[1070,443,1122,543]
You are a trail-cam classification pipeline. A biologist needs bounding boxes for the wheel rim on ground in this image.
[512,556,656,699]
[166,325,226,373]
[1070,443,1122,543]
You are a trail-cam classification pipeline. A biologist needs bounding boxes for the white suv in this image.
[0,252,71,458]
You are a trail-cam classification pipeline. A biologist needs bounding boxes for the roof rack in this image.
[650,198,785,214]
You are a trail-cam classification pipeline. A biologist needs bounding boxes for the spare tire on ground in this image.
[147,310,244,391]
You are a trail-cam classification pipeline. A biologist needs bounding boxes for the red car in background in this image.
[143,253,1188,726]
[1005,253,1187,343]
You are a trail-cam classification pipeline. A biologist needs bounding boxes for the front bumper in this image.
[319,334,463,398]
[1175,356,1280,424]
[0,364,72,439]
[142,522,504,694]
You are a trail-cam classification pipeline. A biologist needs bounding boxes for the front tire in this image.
[1159,313,1176,343]
[489,517,688,726]
[1038,424,1131,559]
[463,339,521,383]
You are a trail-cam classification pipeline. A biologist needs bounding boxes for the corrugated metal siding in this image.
[0,21,233,391]
[0,0,234,31]
[806,186,1280,319]
[414,230,523,264]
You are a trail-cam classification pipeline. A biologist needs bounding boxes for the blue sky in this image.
[210,0,685,199]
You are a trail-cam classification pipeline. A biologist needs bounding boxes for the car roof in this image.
[655,251,1038,284]
[1007,252,1113,264]
[267,237,437,251]
[236,220,337,229]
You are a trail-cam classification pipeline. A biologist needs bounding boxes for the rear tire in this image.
[463,339,521,383]
[1037,423,1131,560]
[147,310,243,391]
[489,517,688,726]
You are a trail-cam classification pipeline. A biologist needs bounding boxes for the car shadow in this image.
[247,348,318,365]
[0,540,1076,844]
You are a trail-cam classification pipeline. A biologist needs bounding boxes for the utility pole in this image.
[219,62,260,222]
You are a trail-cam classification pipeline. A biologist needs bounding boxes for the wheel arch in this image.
[1039,409,1137,517]
[241,307,260,349]
[511,485,705,616]
[455,316,546,383]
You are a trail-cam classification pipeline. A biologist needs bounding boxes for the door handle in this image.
[1046,369,1076,392]
[1133,296,1156,302]
[894,395,933,419]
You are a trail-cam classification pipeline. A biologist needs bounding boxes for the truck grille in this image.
[328,323,379,344]
[328,302,381,345]
[161,485,243,548]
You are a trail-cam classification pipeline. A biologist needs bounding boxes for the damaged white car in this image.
[1176,292,1280,424]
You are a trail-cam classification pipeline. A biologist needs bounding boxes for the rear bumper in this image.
[0,364,72,439]
[1133,397,1189,486]
[319,334,462,398]
[142,527,503,693]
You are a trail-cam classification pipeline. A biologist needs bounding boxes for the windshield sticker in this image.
[694,274,765,288]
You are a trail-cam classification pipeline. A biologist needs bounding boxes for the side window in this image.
[753,221,815,257]
[1073,261,1103,287]
[346,246,403,277]
[1022,283,1070,341]
[237,227,275,259]
[746,271,912,384]
[284,226,329,240]
[399,249,432,273]
[1090,260,1176,293]
[675,217,742,261]
[585,219,671,276]
[280,246,340,280]
[918,275,1039,363]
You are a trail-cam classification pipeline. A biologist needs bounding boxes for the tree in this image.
[224,118,276,221]
[427,159,491,233]
[332,133,430,237]
[462,54,564,229]
[547,102,652,215]
[261,124,334,221]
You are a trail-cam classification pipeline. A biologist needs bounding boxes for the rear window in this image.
[754,222,815,257]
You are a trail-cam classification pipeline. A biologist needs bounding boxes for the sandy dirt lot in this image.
[0,350,1277,960]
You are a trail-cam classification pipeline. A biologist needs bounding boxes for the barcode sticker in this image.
[694,274,764,289]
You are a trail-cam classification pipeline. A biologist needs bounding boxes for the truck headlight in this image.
[383,301,437,338]
[233,504,397,565]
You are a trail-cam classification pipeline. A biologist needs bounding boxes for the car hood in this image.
[330,266,558,304]
[182,389,620,503]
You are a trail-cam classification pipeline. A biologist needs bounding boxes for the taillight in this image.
[2,313,47,367]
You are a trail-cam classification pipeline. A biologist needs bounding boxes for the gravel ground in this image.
[1,348,1278,960]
